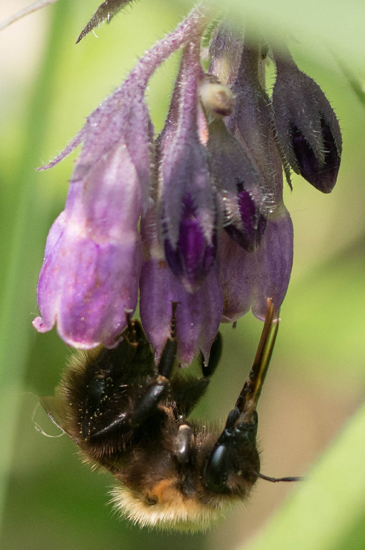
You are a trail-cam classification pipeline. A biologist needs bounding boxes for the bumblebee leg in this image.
[202,300,278,493]
[91,320,178,438]
[168,332,223,418]
[127,330,178,427]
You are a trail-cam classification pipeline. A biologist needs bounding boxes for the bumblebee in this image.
[41,301,296,532]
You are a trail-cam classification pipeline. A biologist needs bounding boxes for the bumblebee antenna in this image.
[253,471,303,483]
[236,298,279,421]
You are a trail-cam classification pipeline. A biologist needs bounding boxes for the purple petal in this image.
[33,212,67,333]
[34,145,142,348]
[140,210,222,366]
[252,205,293,320]
[159,43,218,291]
[35,235,141,348]
[218,231,257,323]
[164,194,217,292]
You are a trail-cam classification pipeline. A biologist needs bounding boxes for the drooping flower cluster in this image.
[33,6,342,365]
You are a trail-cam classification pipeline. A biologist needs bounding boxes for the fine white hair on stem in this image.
[0,0,59,32]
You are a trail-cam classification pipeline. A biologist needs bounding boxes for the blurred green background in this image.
[1,1,365,549]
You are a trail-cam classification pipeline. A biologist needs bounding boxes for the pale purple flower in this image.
[33,143,142,348]
[34,7,210,348]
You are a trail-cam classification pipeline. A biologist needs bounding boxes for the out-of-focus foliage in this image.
[0,1,365,550]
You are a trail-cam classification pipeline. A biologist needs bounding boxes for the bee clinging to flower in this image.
[41,300,299,532]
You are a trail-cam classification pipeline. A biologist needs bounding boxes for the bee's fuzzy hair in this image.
[109,485,235,533]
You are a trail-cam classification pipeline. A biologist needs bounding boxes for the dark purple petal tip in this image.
[291,120,341,193]
[164,197,217,293]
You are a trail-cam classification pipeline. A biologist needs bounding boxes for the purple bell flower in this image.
[251,204,294,321]
[158,42,218,293]
[272,45,342,193]
[34,6,210,348]
[140,207,222,367]
[199,76,267,252]
[33,144,142,348]
[219,204,293,323]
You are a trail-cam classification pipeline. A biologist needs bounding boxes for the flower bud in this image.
[272,48,342,193]
[226,40,284,208]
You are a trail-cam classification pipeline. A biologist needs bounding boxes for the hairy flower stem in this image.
[39,4,210,170]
